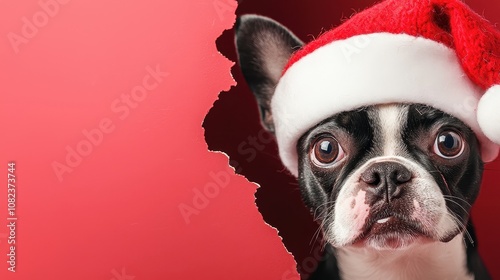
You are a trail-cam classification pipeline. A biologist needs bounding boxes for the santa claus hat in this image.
[272,0,500,176]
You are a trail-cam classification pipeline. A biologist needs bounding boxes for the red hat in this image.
[271,0,500,176]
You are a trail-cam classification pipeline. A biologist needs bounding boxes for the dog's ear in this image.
[235,15,303,132]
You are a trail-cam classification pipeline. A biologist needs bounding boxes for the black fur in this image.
[235,15,303,132]
[298,105,489,279]
[235,15,490,280]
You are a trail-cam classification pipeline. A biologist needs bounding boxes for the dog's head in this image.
[235,15,484,250]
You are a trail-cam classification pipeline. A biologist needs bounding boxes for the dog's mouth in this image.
[351,209,432,249]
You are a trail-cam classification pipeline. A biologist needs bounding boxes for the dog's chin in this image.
[349,217,434,250]
[352,233,432,250]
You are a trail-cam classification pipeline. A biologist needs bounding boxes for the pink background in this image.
[0,0,498,279]
[0,0,297,279]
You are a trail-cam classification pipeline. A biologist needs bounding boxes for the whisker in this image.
[443,195,472,208]
[311,224,324,248]
[312,201,335,220]
[443,198,471,216]
[310,212,326,245]
[443,207,474,246]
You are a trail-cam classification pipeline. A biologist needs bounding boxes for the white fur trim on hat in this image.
[272,33,499,176]
[478,85,500,146]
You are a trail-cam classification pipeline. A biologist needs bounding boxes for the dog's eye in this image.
[311,136,345,167]
[433,130,464,159]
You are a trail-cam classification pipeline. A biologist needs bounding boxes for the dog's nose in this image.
[360,162,412,202]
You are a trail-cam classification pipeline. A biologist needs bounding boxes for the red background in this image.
[206,0,500,278]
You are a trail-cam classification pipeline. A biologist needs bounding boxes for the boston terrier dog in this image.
[235,13,493,280]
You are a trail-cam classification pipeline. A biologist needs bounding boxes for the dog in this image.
[235,14,492,280]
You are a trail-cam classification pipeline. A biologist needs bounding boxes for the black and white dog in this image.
[235,15,491,280]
